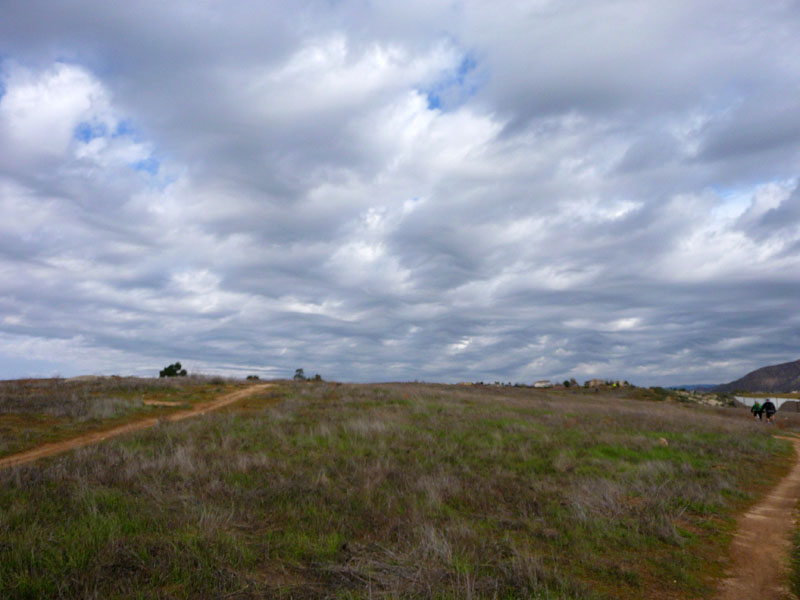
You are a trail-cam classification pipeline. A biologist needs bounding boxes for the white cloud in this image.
[255,35,457,117]
[0,1,799,385]
[0,63,112,158]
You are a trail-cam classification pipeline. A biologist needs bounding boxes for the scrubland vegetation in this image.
[0,376,243,458]
[793,530,800,598]
[0,381,793,599]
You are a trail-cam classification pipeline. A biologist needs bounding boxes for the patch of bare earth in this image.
[0,384,273,470]
[715,435,800,600]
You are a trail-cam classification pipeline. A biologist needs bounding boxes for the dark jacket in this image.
[762,401,776,414]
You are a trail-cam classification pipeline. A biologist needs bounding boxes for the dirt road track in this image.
[715,435,800,600]
[0,383,273,470]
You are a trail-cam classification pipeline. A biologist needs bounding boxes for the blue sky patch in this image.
[74,121,109,142]
[424,53,481,111]
[426,93,442,110]
[456,55,477,80]
[113,119,138,138]
[133,156,160,175]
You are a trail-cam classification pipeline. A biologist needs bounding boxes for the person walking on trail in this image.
[762,399,777,424]
[751,401,763,421]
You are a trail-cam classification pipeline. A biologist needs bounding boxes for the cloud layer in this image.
[1,1,799,385]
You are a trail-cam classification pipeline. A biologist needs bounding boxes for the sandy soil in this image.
[715,434,800,600]
[0,383,273,470]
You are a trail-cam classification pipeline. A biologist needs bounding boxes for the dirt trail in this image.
[715,435,800,600]
[0,383,274,470]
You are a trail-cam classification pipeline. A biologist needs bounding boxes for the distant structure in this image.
[734,396,798,411]
[533,380,552,388]
[583,379,629,388]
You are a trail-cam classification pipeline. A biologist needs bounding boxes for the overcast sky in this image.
[1,1,799,385]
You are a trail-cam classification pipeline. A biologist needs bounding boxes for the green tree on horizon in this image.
[159,362,187,378]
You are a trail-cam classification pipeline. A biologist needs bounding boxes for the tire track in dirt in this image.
[715,434,800,600]
[0,383,274,470]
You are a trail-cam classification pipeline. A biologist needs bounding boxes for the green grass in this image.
[792,529,800,597]
[0,382,791,599]
[0,376,246,458]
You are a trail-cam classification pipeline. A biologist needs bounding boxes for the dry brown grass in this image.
[0,375,245,457]
[0,381,791,599]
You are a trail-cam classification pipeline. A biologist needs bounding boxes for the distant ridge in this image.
[668,384,719,392]
[715,358,800,394]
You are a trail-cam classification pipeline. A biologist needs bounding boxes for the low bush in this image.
[159,362,187,378]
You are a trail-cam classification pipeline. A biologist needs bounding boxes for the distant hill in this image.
[715,359,800,394]
[668,384,719,392]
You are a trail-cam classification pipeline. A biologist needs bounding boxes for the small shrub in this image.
[159,362,187,378]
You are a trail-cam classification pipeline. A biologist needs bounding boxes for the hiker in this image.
[762,399,777,424]
[751,401,763,421]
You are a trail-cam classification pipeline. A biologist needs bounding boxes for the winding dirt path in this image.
[715,434,800,600]
[0,383,274,470]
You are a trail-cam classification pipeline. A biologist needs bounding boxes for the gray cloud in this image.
[0,1,798,385]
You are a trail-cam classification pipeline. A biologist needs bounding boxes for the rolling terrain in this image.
[715,359,800,394]
[0,376,247,458]
[0,380,797,599]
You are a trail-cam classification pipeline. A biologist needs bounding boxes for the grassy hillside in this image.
[0,376,245,458]
[0,382,791,599]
